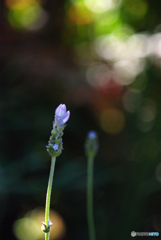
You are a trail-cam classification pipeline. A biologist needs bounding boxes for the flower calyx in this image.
[41,220,53,233]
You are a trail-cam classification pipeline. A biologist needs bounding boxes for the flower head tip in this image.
[88,130,97,139]
[55,104,70,126]
[85,130,99,158]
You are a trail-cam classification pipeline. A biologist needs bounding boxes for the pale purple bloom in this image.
[48,220,53,227]
[53,144,59,150]
[88,131,97,139]
[55,104,70,125]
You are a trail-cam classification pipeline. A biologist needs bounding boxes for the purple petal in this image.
[48,220,53,227]
[55,115,64,125]
[62,111,70,124]
[53,144,59,150]
[55,104,66,118]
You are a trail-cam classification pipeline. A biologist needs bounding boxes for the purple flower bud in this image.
[85,130,99,158]
[88,131,97,139]
[55,104,70,126]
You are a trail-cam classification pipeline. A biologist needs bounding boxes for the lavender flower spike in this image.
[85,130,99,158]
[46,104,70,157]
[55,104,70,126]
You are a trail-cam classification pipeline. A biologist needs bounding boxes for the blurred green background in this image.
[1,0,161,239]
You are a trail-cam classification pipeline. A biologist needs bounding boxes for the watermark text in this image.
[131,231,159,237]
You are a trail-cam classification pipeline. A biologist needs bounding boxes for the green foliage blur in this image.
[1,0,161,239]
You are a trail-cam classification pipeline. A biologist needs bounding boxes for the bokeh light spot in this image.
[136,99,156,132]
[5,0,36,9]
[137,120,155,132]
[124,0,148,18]
[6,0,47,30]
[114,59,145,85]
[20,5,41,26]
[85,0,122,13]
[99,108,125,133]
[86,62,111,89]
[68,2,93,25]
[128,71,148,92]
[93,11,120,36]
[13,208,66,240]
[13,218,40,240]
[122,90,142,113]
[138,106,156,122]
[93,31,148,83]
[26,8,48,31]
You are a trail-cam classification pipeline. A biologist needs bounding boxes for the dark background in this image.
[1,0,161,239]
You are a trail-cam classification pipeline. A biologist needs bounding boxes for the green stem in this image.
[87,156,96,240]
[45,156,56,240]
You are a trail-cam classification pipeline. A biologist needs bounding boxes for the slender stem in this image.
[87,156,96,240]
[45,232,49,240]
[45,156,56,240]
